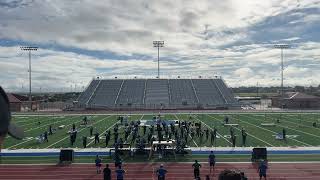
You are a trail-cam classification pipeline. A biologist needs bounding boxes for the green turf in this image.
[4,113,320,149]
[2,154,320,164]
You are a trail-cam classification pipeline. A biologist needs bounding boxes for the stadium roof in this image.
[6,93,21,103]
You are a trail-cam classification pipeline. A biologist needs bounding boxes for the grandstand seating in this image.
[116,79,145,106]
[88,80,122,107]
[78,78,238,109]
[77,80,99,104]
[191,79,226,106]
[169,79,198,106]
[214,79,237,104]
[144,79,170,107]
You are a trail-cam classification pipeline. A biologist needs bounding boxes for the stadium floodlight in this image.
[274,44,290,109]
[153,41,164,78]
[20,46,38,111]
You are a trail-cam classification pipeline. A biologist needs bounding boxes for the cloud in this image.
[0,0,319,91]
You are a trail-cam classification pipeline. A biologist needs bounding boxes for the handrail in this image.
[86,79,102,105]
[212,79,228,104]
[190,79,200,103]
[114,79,125,105]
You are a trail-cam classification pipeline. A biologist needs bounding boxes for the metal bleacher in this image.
[169,79,198,106]
[116,79,145,106]
[214,79,237,104]
[77,80,99,104]
[144,79,170,107]
[191,79,226,106]
[78,78,238,109]
[88,80,122,107]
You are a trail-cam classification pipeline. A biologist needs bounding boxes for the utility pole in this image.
[256,82,259,97]
[153,41,164,78]
[274,44,289,109]
[20,46,38,111]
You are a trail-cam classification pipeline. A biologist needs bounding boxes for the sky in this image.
[0,0,319,92]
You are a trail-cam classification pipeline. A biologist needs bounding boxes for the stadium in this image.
[76,78,238,110]
[1,1,320,180]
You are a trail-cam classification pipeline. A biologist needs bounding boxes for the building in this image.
[7,93,22,112]
[271,92,320,109]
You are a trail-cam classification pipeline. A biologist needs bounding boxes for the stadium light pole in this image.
[20,46,38,111]
[153,41,164,78]
[274,44,289,109]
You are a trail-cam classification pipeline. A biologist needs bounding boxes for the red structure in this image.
[6,93,22,112]
[272,92,320,109]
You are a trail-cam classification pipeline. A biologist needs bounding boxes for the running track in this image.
[0,162,320,179]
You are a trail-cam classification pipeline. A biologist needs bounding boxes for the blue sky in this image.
[0,0,319,92]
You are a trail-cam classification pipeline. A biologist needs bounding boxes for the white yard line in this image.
[195,115,232,145]
[87,115,125,146]
[46,116,112,148]
[7,117,82,149]
[283,114,317,124]
[24,116,79,132]
[174,114,198,147]
[279,116,320,138]
[208,114,274,147]
[124,114,144,144]
[15,117,49,127]
[237,115,312,147]
[6,139,34,149]
[246,114,320,139]
[304,115,320,123]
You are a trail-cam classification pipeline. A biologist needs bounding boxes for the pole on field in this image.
[153,41,164,78]
[274,44,289,109]
[20,46,38,111]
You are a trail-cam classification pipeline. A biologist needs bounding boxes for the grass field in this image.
[4,112,320,149]
[2,154,320,164]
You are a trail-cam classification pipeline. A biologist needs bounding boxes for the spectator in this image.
[70,131,75,146]
[94,132,100,144]
[231,135,236,147]
[83,116,88,125]
[241,128,247,147]
[258,160,268,180]
[282,128,286,141]
[240,172,248,180]
[156,164,168,180]
[115,166,126,180]
[218,169,241,180]
[90,126,94,136]
[72,123,76,131]
[95,155,102,174]
[224,116,229,124]
[105,131,110,147]
[208,151,216,174]
[103,164,111,180]
[114,153,122,168]
[82,136,87,148]
[0,86,24,151]
[192,160,202,179]
[313,122,317,127]
[44,131,48,142]
[49,125,53,135]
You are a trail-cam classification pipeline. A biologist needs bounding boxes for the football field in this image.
[4,112,320,149]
